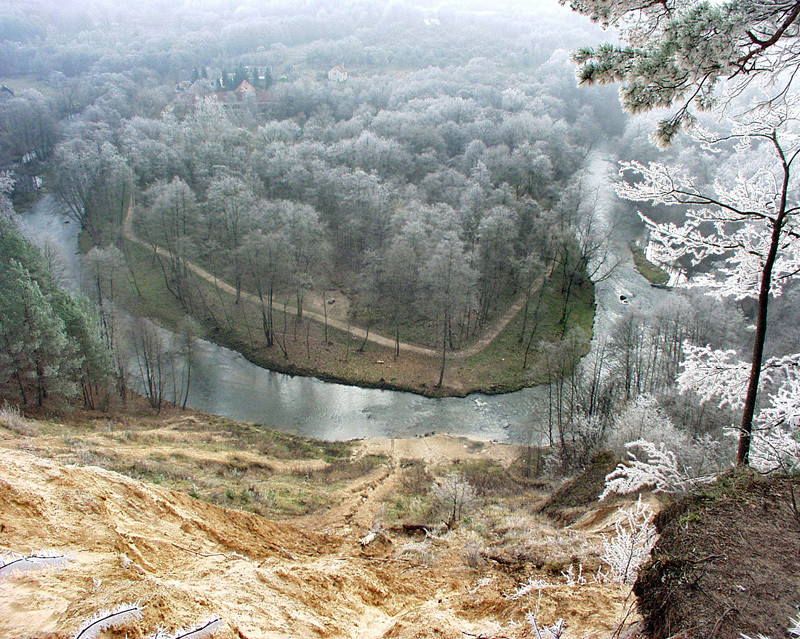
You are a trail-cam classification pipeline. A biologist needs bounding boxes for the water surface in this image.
[15,155,674,443]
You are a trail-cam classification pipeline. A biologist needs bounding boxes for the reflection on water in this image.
[16,164,674,443]
[181,335,548,442]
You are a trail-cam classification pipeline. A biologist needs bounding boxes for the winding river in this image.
[14,153,673,443]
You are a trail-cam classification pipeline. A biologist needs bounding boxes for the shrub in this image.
[0,402,35,436]
[599,497,657,584]
[431,473,477,528]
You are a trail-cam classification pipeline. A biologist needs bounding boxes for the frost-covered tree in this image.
[567,0,800,468]
[432,473,477,528]
[142,178,199,309]
[617,105,800,466]
[421,231,476,388]
[566,0,800,144]
[51,137,131,243]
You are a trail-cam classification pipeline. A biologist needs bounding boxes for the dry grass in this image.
[0,408,642,639]
[0,402,37,436]
[0,407,371,518]
[480,507,603,574]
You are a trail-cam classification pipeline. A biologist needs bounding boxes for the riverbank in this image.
[113,235,595,398]
[628,241,669,286]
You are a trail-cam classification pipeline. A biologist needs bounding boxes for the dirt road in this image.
[123,199,547,360]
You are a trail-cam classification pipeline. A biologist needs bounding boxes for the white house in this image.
[327,65,348,82]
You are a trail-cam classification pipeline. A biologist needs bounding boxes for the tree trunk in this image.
[15,371,28,406]
[737,214,785,466]
[358,322,371,352]
[323,291,329,343]
[437,313,447,388]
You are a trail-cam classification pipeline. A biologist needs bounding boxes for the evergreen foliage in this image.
[567,0,800,144]
[0,213,111,406]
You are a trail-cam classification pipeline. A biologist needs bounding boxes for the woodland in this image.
[2,0,800,637]
[1,0,626,404]
[1,0,799,480]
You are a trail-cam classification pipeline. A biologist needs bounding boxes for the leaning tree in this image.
[565,0,800,467]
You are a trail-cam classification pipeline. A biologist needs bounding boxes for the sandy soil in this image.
[0,420,638,639]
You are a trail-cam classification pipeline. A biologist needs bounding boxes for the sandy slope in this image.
[1,449,449,639]
[0,439,634,639]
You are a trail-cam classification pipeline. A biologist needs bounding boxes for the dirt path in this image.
[123,199,546,360]
[290,435,524,537]
[289,464,398,535]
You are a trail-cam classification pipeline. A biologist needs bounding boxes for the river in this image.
[14,153,673,443]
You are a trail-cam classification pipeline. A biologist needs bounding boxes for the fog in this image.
[1,0,754,463]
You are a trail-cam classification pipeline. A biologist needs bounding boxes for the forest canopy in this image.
[1,0,627,397]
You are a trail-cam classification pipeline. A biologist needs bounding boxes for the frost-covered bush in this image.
[527,613,567,639]
[560,563,586,587]
[678,344,800,470]
[735,425,800,474]
[601,439,720,499]
[431,473,477,527]
[739,612,800,639]
[599,497,657,584]
[510,577,555,600]
[605,395,686,457]
[601,396,731,498]
[541,411,609,473]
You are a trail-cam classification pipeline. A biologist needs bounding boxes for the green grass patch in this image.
[252,426,353,461]
[116,240,197,330]
[0,75,55,96]
[92,221,596,397]
[454,271,594,392]
[290,453,388,483]
[629,242,669,286]
[11,188,48,214]
[49,414,361,518]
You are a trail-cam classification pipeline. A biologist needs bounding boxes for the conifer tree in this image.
[566,0,800,144]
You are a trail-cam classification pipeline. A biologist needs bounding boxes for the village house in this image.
[327,65,348,82]
[234,79,256,99]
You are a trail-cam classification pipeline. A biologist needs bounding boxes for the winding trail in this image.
[123,199,548,360]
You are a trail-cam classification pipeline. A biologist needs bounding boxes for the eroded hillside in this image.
[0,412,637,639]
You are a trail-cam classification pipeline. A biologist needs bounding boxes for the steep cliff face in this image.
[635,472,800,639]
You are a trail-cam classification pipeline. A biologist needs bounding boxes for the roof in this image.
[235,80,255,93]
